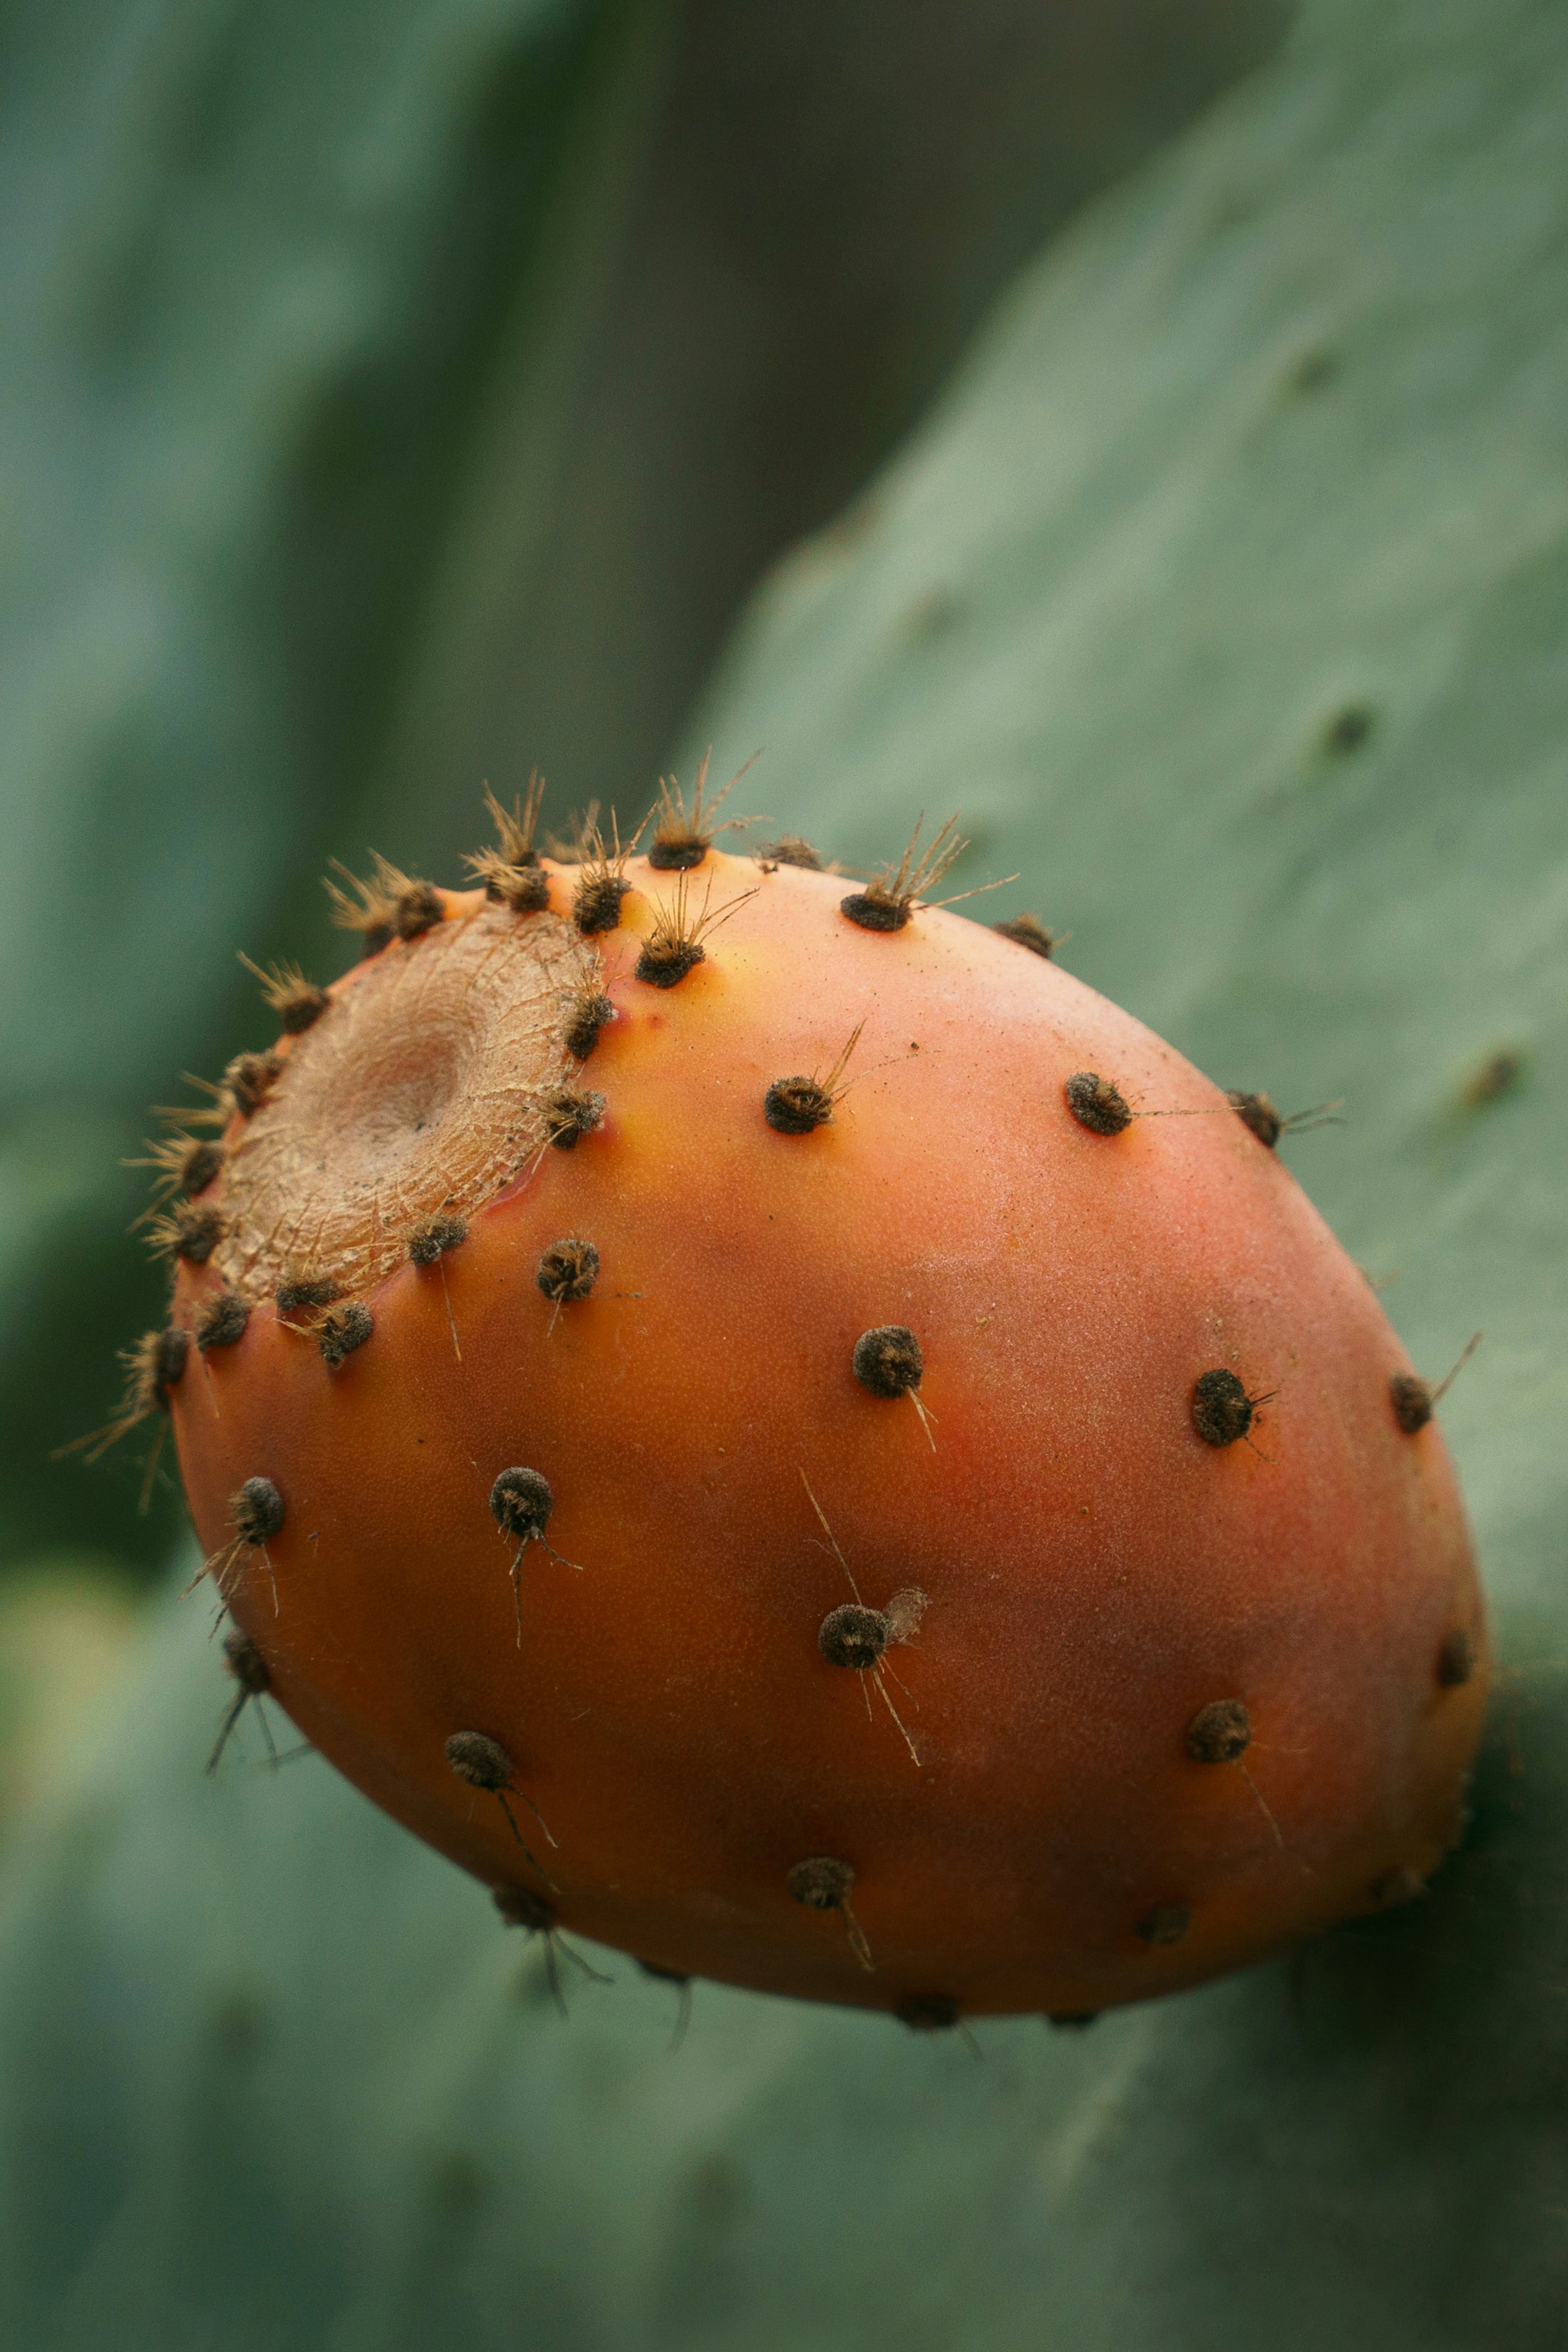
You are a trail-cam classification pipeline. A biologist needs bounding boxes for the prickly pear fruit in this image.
[150,811,1484,2019]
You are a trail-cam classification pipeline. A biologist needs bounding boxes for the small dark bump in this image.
[155,1325,190,1394]
[852,1324,923,1399]
[1046,2011,1099,2030]
[394,882,443,940]
[362,922,393,958]
[1065,1071,1132,1135]
[573,873,631,936]
[634,936,704,989]
[564,989,614,1061]
[230,1475,284,1545]
[1437,1627,1477,1688]
[408,1213,468,1266]
[1192,1368,1253,1448]
[1460,1048,1524,1108]
[1321,701,1375,757]
[490,1466,554,1542]
[787,1856,855,1911]
[318,1302,373,1366]
[896,1993,960,2032]
[544,1087,605,1150]
[173,1205,225,1264]
[1135,1900,1192,1946]
[840,889,907,934]
[1227,1089,1282,1149]
[1185,1698,1252,1763]
[222,1629,271,1694]
[755,837,821,871]
[225,1051,281,1117]
[197,1291,250,1351]
[765,1076,834,1135]
[647,837,708,873]
[1288,346,1339,393]
[445,1730,512,1792]
[994,914,1055,959]
[180,1140,225,1195]
[276,1276,341,1314]
[494,1885,555,1932]
[1371,1866,1426,1909]
[537,1238,599,1304]
[818,1603,889,1670]
[1389,1371,1433,1434]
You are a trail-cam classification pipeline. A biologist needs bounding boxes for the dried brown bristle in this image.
[755,836,822,871]
[537,1238,599,1304]
[408,1214,468,1265]
[1389,1371,1432,1433]
[542,1086,605,1150]
[275,1275,341,1314]
[225,1051,282,1118]
[231,1475,285,1545]
[222,1628,271,1696]
[1192,1368,1257,1448]
[572,814,639,935]
[128,1130,225,1211]
[329,855,442,948]
[468,855,551,914]
[1185,1698,1252,1763]
[1135,1901,1192,1946]
[1436,1627,1477,1688]
[646,749,760,871]
[564,986,614,1061]
[445,1729,512,1791]
[493,1878,610,2012]
[53,1324,191,1468]
[896,1993,960,2031]
[467,778,551,914]
[1065,1071,1133,1136]
[818,1601,889,1669]
[994,914,1056,959]
[318,1303,373,1366]
[470,776,546,870]
[840,815,967,933]
[494,1884,555,1933]
[239,954,331,1036]
[324,861,398,955]
[1227,1089,1282,1148]
[635,872,757,989]
[764,1021,864,1136]
[150,1204,226,1265]
[852,1325,924,1399]
[786,1855,873,1971]
[207,1629,274,1773]
[197,1290,250,1351]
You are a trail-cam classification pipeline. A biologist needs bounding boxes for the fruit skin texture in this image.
[170,848,1484,2018]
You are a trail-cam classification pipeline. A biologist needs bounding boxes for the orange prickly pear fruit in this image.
[136,783,1483,2023]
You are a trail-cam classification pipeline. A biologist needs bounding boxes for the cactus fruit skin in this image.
[166,850,1483,2016]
